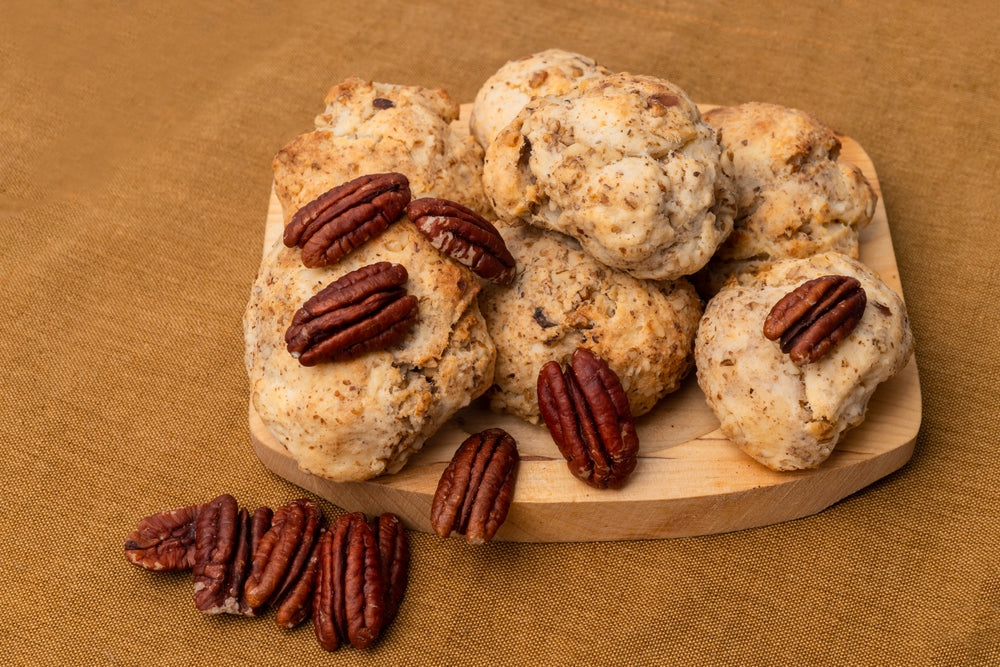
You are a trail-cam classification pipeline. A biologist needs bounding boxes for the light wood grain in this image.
[249,104,921,542]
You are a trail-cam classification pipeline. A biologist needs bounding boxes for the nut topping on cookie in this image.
[430,428,519,544]
[536,348,639,489]
[285,262,418,366]
[283,173,411,268]
[406,197,516,285]
[763,274,867,365]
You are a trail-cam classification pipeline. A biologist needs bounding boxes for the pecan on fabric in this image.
[313,513,386,651]
[369,513,409,624]
[191,494,240,613]
[312,529,340,651]
[217,507,253,615]
[124,501,203,572]
[275,526,325,629]
[430,428,520,544]
[284,261,418,366]
[763,274,867,365]
[406,197,516,285]
[283,172,411,268]
[537,347,639,489]
[243,498,322,610]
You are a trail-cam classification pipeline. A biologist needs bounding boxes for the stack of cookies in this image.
[244,49,913,483]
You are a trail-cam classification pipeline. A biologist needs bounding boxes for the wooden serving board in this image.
[249,104,921,542]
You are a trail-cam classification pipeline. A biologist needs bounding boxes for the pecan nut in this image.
[192,494,240,613]
[536,347,639,489]
[244,498,323,610]
[217,507,252,615]
[406,197,516,285]
[369,513,409,624]
[312,529,340,651]
[124,501,203,571]
[275,526,325,629]
[284,262,418,366]
[221,506,273,616]
[313,513,386,651]
[430,428,519,544]
[283,172,411,268]
[763,274,867,365]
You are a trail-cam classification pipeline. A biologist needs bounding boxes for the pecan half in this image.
[313,513,386,651]
[233,506,272,615]
[763,275,867,365]
[537,347,639,489]
[336,513,385,649]
[124,501,203,571]
[430,428,519,544]
[244,498,322,610]
[285,262,418,366]
[192,494,240,613]
[312,529,340,651]
[217,508,252,615]
[275,527,325,629]
[369,513,409,624]
[406,197,516,285]
[283,173,411,268]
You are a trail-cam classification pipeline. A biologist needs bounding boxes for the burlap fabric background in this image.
[3,1,997,664]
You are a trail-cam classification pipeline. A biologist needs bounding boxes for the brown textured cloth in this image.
[3,1,998,664]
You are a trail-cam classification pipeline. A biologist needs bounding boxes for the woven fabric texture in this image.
[2,1,998,664]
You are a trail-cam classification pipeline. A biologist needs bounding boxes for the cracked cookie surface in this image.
[483,72,735,281]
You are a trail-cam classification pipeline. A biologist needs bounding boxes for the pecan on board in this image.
[430,428,520,544]
[283,172,411,268]
[406,197,516,285]
[536,347,639,489]
[369,513,409,624]
[243,498,323,611]
[124,501,204,572]
[313,513,386,651]
[763,274,867,365]
[284,262,418,366]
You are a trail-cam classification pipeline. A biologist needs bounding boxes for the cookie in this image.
[245,78,498,481]
[694,252,913,471]
[469,49,612,149]
[244,221,496,482]
[483,72,735,281]
[479,222,702,423]
[697,102,877,294]
[273,77,491,220]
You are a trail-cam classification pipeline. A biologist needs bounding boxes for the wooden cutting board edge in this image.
[247,103,922,542]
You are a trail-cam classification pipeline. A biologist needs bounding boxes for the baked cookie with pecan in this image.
[469,48,612,149]
[479,222,702,423]
[694,252,913,471]
[697,102,877,294]
[244,79,498,482]
[244,219,496,482]
[483,72,735,281]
